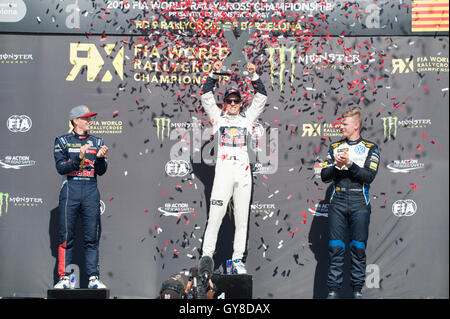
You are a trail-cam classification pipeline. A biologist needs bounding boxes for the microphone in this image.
[199,256,214,282]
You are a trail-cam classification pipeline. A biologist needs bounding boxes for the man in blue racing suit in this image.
[321,108,380,299]
[53,105,109,289]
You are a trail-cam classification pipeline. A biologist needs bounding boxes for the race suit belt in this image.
[335,187,363,192]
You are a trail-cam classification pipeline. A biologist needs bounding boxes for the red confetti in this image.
[109,197,114,202]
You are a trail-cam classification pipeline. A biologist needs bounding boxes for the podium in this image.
[47,289,110,299]
[211,274,252,299]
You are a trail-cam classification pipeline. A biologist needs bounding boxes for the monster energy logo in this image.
[154,118,171,140]
[266,46,296,91]
[382,116,398,140]
[0,192,9,217]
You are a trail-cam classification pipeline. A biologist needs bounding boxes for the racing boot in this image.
[327,290,339,299]
[353,289,363,299]
[232,259,247,274]
[88,276,107,289]
[54,275,70,289]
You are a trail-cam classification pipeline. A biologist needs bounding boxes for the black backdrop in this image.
[0,0,448,298]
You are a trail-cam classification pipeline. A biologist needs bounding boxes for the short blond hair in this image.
[342,108,362,130]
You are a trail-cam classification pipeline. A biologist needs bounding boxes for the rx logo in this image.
[302,123,321,137]
[391,58,414,74]
[66,43,124,82]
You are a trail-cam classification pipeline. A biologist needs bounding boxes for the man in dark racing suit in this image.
[53,105,109,289]
[321,108,380,299]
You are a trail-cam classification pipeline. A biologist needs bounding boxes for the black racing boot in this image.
[327,291,339,299]
[353,288,363,299]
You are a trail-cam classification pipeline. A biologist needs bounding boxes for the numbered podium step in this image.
[47,289,110,299]
[211,274,252,299]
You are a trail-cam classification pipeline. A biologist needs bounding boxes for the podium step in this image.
[211,274,252,299]
[47,289,110,299]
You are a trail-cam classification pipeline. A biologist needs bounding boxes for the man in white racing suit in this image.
[199,61,267,274]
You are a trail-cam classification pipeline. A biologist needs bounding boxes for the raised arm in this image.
[200,61,223,124]
[244,63,267,124]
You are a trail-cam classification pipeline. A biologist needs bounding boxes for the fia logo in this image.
[7,115,32,133]
[165,160,190,177]
[392,199,417,217]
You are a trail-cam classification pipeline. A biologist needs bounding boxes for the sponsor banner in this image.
[0,29,448,299]
[0,52,33,64]
[387,159,425,173]
[0,191,43,217]
[158,202,195,217]
[0,0,448,36]
[0,155,36,169]
[391,56,449,74]
[381,116,432,140]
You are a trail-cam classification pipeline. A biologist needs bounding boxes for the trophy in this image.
[213,21,256,76]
